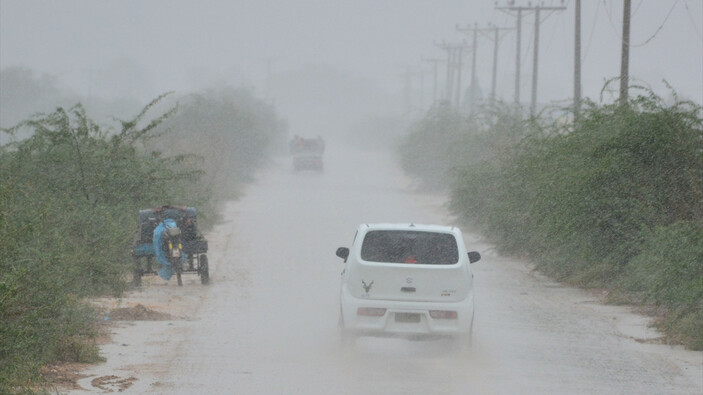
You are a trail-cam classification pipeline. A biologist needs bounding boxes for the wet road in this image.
[72,145,702,394]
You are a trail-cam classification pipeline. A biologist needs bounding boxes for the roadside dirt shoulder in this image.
[50,274,208,393]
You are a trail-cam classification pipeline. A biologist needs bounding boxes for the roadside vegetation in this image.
[0,88,284,393]
[399,90,703,350]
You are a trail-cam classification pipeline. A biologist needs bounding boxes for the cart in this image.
[131,205,210,286]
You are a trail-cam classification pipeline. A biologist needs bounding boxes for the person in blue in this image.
[152,218,185,280]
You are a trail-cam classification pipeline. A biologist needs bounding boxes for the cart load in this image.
[131,205,209,286]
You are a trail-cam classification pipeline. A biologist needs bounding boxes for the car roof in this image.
[359,223,458,233]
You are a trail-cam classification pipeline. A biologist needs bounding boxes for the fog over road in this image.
[72,145,702,394]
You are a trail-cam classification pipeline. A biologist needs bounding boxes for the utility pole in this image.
[496,3,527,104]
[620,0,631,106]
[402,66,428,113]
[436,41,454,102]
[436,41,470,107]
[455,45,465,107]
[491,26,500,101]
[262,57,278,103]
[457,23,513,104]
[574,0,582,118]
[470,26,478,108]
[456,24,488,111]
[497,1,566,113]
[446,47,455,102]
[531,6,541,115]
[515,8,522,104]
[404,66,412,113]
[485,24,514,101]
[422,57,443,105]
[420,67,425,110]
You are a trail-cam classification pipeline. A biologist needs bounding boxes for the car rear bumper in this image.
[340,287,474,338]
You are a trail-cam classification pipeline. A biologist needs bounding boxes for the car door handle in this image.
[401,287,416,293]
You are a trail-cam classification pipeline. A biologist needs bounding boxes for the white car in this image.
[336,223,481,348]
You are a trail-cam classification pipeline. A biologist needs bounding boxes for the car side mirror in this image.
[468,251,481,264]
[336,247,349,260]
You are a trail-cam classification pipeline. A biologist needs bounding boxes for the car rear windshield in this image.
[360,230,459,265]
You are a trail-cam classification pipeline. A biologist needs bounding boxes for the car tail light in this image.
[429,310,457,319]
[357,307,386,317]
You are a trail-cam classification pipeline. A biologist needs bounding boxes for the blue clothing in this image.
[153,219,184,280]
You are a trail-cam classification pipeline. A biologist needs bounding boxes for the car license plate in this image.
[395,313,421,323]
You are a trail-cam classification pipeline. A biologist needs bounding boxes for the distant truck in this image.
[289,135,324,172]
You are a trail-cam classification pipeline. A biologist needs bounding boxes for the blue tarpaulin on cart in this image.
[153,218,185,280]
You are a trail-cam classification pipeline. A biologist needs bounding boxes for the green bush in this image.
[451,95,702,282]
[621,221,703,349]
[400,101,527,190]
[0,90,284,392]
[0,99,194,391]
[398,103,466,188]
[150,87,285,226]
[399,90,703,349]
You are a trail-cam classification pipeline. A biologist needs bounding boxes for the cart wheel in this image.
[172,257,184,286]
[199,254,209,285]
[133,257,142,287]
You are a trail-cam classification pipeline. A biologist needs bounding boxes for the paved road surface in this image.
[71,145,702,394]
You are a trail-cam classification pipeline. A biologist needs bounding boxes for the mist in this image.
[2,1,703,394]
[2,1,702,135]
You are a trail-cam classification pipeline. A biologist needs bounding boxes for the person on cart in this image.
[153,218,184,280]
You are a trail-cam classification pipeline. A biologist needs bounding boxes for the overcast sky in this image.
[1,0,702,114]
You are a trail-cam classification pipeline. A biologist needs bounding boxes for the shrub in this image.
[399,89,703,348]
[1,89,284,391]
[621,221,703,349]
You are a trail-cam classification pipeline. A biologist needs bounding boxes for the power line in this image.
[683,0,703,42]
[457,23,514,102]
[497,1,566,114]
[545,7,565,52]
[632,0,645,17]
[631,0,680,47]
[422,57,444,105]
[583,0,601,62]
[603,0,621,38]
[435,41,470,107]
[497,5,525,104]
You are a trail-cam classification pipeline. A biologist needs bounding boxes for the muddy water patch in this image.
[107,304,175,321]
